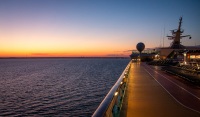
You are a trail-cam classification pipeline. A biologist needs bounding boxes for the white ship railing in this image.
[92,61,131,117]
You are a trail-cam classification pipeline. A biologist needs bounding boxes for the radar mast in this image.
[167,17,191,49]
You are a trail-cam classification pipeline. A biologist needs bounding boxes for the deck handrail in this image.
[92,61,131,117]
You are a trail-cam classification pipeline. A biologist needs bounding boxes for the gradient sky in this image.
[0,0,200,57]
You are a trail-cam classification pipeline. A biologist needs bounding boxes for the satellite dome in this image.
[136,42,145,53]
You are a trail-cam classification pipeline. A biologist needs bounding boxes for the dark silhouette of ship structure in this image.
[130,17,200,63]
[167,17,191,49]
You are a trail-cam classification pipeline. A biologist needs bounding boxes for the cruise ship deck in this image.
[120,62,200,117]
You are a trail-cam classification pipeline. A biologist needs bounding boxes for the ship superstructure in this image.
[167,17,191,49]
[130,17,200,63]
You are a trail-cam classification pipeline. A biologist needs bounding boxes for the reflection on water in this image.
[0,58,129,116]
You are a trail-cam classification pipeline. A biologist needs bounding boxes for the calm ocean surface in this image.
[0,58,129,116]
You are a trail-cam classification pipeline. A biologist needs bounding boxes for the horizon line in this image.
[0,57,130,59]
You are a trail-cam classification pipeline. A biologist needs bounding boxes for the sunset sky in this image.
[0,0,199,57]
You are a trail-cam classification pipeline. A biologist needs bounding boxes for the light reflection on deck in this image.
[120,62,200,117]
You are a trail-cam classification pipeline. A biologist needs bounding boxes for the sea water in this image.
[0,58,129,116]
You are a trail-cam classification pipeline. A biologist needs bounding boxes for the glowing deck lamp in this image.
[114,92,118,96]
[155,54,159,59]
[183,50,188,65]
[183,53,187,65]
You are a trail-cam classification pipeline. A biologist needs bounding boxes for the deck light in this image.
[114,92,118,96]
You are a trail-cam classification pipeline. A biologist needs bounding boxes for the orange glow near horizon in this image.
[0,34,133,57]
[0,28,135,57]
[0,49,130,57]
[0,33,156,57]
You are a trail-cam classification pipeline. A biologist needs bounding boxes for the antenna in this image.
[160,29,162,47]
[163,26,165,47]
